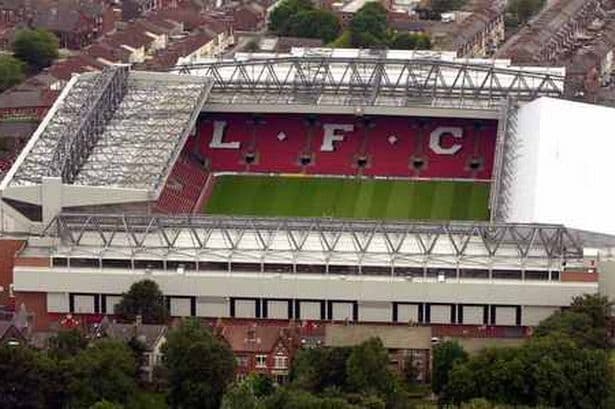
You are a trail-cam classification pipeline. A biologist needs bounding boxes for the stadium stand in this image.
[197,114,497,179]
[155,155,208,213]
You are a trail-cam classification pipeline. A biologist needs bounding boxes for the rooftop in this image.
[4,68,212,191]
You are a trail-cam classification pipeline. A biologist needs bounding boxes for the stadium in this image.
[1,48,614,332]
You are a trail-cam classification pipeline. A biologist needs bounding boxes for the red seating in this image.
[157,113,498,214]
[155,157,208,214]
[197,113,497,179]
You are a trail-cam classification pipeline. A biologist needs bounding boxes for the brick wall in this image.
[14,291,49,331]
[561,271,599,282]
[0,240,25,305]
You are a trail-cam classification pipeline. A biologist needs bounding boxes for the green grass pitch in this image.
[204,175,490,221]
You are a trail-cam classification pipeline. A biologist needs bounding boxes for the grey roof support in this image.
[49,66,129,183]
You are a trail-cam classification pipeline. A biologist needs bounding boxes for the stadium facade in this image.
[1,49,614,331]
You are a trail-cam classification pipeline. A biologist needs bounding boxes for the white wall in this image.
[14,268,597,308]
[522,306,558,326]
[495,306,516,325]
[235,299,257,318]
[462,305,484,325]
[47,292,69,313]
[331,302,353,321]
[170,298,191,317]
[106,295,122,315]
[196,296,229,317]
[74,294,95,314]
[267,300,289,319]
[299,301,321,319]
[430,304,452,324]
[358,301,391,322]
[397,304,419,323]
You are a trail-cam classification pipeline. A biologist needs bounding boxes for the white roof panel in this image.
[508,97,615,236]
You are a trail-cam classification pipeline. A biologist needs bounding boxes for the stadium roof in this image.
[37,213,615,270]
[505,97,615,238]
[2,67,212,192]
[173,49,565,116]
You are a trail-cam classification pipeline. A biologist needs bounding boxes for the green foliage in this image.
[292,347,352,392]
[286,9,341,43]
[89,400,124,409]
[330,2,433,51]
[12,28,59,71]
[446,336,612,409]
[163,319,236,409]
[222,381,260,409]
[389,33,432,50]
[431,340,468,400]
[329,30,352,48]
[70,340,137,408]
[269,0,312,32]
[246,373,276,398]
[115,279,168,324]
[429,0,466,14]
[269,0,340,42]
[126,390,168,409]
[346,338,395,397]
[0,55,25,92]
[0,345,50,409]
[349,2,388,48]
[570,293,612,329]
[291,339,405,409]
[505,0,546,28]
[534,294,612,349]
[48,329,88,359]
[261,388,357,409]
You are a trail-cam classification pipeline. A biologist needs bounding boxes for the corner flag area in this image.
[205,175,490,221]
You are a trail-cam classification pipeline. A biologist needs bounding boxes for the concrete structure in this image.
[0,54,611,334]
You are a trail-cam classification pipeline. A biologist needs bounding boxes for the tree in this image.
[570,293,612,329]
[286,9,341,43]
[346,338,396,397]
[534,294,611,349]
[70,340,137,408]
[446,335,612,409]
[245,373,275,398]
[89,401,124,409]
[268,0,313,33]
[291,346,352,392]
[349,2,388,48]
[430,0,466,15]
[506,0,545,27]
[114,279,168,324]
[222,381,260,409]
[12,28,59,71]
[0,55,25,92]
[0,345,49,409]
[262,388,355,409]
[431,340,468,402]
[48,329,88,359]
[528,336,611,409]
[163,319,236,409]
[390,33,432,50]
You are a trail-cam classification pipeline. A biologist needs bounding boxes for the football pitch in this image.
[205,175,490,221]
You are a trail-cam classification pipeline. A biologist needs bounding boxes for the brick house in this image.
[324,323,432,383]
[0,0,27,24]
[219,323,300,384]
[92,316,167,382]
[33,4,100,49]
[0,321,27,345]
